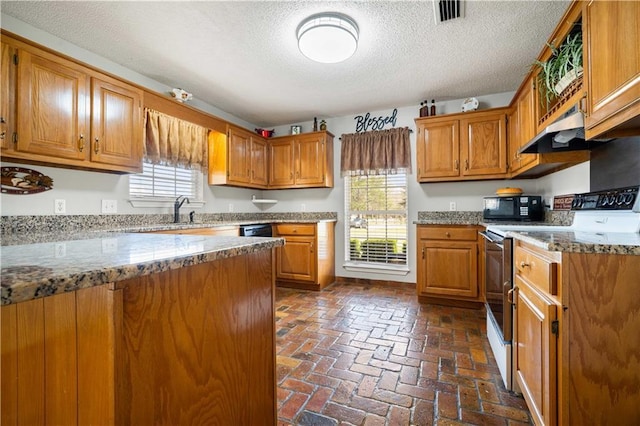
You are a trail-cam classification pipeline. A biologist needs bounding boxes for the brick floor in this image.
[275,281,531,426]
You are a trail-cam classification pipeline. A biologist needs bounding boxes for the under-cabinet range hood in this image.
[519,104,609,154]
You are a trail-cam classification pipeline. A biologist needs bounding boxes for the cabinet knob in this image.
[0,131,5,140]
[464,159,469,170]
[0,117,5,123]
[421,246,425,259]
[520,261,530,269]
[78,134,85,152]
[445,232,451,237]
[455,160,459,170]
[94,137,100,154]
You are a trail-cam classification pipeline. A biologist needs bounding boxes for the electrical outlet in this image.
[301,203,306,212]
[229,203,234,213]
[54,199,66,214]
[449,201,457,211]
[101,199,117,214]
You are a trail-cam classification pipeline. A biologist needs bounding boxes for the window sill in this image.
[129,199,206,209]
[343,262,410,276]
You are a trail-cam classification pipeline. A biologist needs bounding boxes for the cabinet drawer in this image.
[274,224,316,236]
[514,245,557,295]
[419,226,477,241]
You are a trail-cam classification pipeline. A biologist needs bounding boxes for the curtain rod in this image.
[339,127,413,140]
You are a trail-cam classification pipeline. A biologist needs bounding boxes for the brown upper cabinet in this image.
[209,129,333,190]
[208,125,267,188]
[415,108,508,182]
[268,132,334,189]
[582,0,640,139]
[1,34,143,174]
[507,74,589,178]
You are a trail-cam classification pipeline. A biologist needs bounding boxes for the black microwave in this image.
[483,195,544,221]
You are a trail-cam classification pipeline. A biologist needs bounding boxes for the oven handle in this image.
[479,230,504,248]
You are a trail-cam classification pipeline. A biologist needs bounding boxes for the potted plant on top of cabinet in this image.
[534,29,583,112]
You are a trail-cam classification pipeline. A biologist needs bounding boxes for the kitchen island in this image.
[1,232,283,425]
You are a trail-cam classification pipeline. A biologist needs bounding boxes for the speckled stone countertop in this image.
[414,211,639,255]
[502,229,640,255]
[0,212,338,305]
[1,233,285,306]
[413,210,574,226]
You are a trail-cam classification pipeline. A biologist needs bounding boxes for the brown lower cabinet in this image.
[0,250,276,426]
[513,240,640,425]
[416,225,483,306]
[273,222,335,290]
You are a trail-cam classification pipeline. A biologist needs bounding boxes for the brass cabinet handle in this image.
[520,261,530,268]
[0,131,5,140]
[78,134,85,152]
[455,160,459,170]
[0,117,5,123]
[465,159,469,170]
[422,246,425,260]
[445,232,451,237]
[94,137,100,154]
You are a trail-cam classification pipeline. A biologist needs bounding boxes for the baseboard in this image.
[334,276,416,288]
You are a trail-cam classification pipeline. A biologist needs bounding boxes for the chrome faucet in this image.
[174,195,190,223]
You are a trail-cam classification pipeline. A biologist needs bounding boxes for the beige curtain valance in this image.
[340,127,412,176]
[144,108,209,169]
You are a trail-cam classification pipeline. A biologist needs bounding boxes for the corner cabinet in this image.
[416,225,482,306]
[1,34,143,174]
[273,222,335,290]
[268,131,334,189]
[415,108,508,183]
[208,125,268,189]
[583,0,640,139]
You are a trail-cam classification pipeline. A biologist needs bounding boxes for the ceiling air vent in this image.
[433,0,464,24]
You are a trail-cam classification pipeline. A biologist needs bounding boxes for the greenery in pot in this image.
[534,31,583,108]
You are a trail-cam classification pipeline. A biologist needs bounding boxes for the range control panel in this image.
[572,186,639,210]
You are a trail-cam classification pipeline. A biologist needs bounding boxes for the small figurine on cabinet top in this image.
[319,120,327,131]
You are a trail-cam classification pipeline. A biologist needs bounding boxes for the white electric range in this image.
[481,185,640,391]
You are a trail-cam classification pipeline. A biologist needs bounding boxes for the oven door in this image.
[480,230,513,342]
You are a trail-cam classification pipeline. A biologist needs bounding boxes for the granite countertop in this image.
[1,233,284,306]
[503,229,640,255]
[414,211,640,255]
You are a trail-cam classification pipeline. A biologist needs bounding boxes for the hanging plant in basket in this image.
[533,31,583,109]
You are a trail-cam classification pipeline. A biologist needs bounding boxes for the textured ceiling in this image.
[2,1,570,127]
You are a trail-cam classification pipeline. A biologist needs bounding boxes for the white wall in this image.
[1,15,592,283]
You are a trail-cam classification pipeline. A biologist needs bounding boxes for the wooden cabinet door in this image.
[460,112,507,176]
[90,77,142,171]
[583,0,640,138]
[295,134,325,186]
[418,240,478,298]
[276,235,317,283]
[250,137,268,186]
[269,139,294,187]
[416,120,459,180]
[514,276,557,426]
[507,107,521,173]
[227,126,251,184]
[1,42,16,151]
[16,49,88,160]
[517,79,538,169]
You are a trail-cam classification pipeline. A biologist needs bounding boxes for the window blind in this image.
[345,173,408,266]
[129,162,201,200]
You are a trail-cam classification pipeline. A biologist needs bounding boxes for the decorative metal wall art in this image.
[1,167,54,194]
[353,108,398,133]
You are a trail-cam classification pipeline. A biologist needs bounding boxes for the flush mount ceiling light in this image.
[297,13,359,64]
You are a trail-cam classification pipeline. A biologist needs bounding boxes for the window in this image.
[129,162,203,205]
[344,173,408,271]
